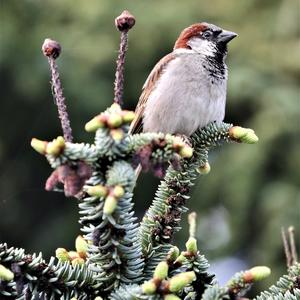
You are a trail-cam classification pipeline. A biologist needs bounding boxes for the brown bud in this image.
[42,38,61,59]
[115,10,136,32]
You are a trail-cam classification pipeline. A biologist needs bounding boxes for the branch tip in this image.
[115,10,136,32]
[42,38,61,59]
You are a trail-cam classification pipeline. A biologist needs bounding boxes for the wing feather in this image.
[129,53,176,134]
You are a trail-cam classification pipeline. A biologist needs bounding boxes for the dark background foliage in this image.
[0,0,299,293]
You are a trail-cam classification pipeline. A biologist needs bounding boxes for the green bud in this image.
[122,111,135,123]
[31,138,47,155]
[154,261,169,280]
[75,235,88,258]
[71,257,85,266]
[164,295,181,300]
[174,253,187,265]
[103,195,118,215]
[179,146,193,158]
[229,126,258,144]
[112,185,125,198]
[86,185,108,197]
[107,114,123,128]
[110,103,122,112]
[47,136,65,156]
[167,246,180,262]
[244,266,271,282]
[110,129,124,141]
[168,271,196,292]
[142,280,157,294]
[186,237,197,254]
[197,162,211,175]
[85,115,106,132]
[0,264,14,281]
[55,248,70,262]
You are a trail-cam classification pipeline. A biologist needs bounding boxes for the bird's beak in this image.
[217,30,238,44]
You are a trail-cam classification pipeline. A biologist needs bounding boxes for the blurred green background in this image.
[0,0,299,295]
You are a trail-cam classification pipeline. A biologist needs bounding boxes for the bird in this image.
[129,22,237,136]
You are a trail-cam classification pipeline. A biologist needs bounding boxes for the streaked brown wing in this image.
[129,53,176,134]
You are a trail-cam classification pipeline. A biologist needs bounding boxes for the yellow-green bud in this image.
[75,235,88,258]
[86,185,108,197]
[94,297,103,300]
[142,280,157,294]
[197,162,211,175]
[85,115,105,132]
[186,237,197,254]
[47,136,65,156]
[110,129,124,141]
[179,146,193,158]
[31,138,47,155]
[112,185,125,198]
[154,261,169,280]
[0,264,14,281]
[55,248,70,262]
[229,126,258,144]
[103,195,118,215]
[168,271,196,292]
[167,246,180,262]
[244,266,271,282]
[164,295,181,300]
[71,257,85,266]
[174,253,187,265]
[122,111,135,123]
[68,251,80,260]
[107,114,123,128]
[110,103,121,112]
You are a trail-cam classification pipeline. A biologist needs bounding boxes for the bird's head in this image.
[174,22,237,59]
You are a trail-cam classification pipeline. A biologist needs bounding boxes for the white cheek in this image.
[187,38,216,57]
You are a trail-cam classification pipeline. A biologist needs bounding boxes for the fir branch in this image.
[0,243,98,299]
[79,161,144,296]
[255,263,300,300]
[139,122,234,259]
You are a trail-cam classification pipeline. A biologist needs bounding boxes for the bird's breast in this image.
[143,55,227,135]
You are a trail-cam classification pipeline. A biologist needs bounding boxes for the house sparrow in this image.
[129,22,237,136]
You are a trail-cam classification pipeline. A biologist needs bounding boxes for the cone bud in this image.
[0,264,14,281]
[172,137,185,149]
[229,126,258,144]
[86,185,108,198]
[142,280,157,294]
[112,185,125,198]
[243,266,271,283]
[169,271,196,292]
[68,251,80,260]
[71,257,85,266]
[167,246,180,262]
[85,115,106,132]
[110,103,122,112]
[31,138,47,154]
[197,162,211,175]
[179,146,193,158]
[154,261,169,280]
[107,114,123,128]
[122,111,135,123]
[47,136,65,156]
[110,129,124,141]
[103,195,118,214]
[55,248,70,262]
[174,253,187,265]
[186,237,197,254]
[75,235,88,258]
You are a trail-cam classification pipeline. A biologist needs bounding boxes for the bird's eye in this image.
[202,31,212,39]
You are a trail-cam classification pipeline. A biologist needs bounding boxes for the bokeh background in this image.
[0,0,299,295]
